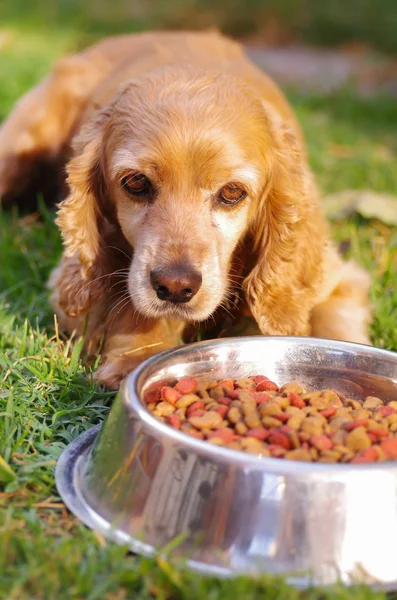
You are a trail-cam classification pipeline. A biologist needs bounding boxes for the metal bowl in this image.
[56,336,397,588]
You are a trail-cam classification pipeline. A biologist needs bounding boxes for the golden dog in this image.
[0,31,371,388]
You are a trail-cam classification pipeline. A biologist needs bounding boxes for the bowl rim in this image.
[126,336,397,475]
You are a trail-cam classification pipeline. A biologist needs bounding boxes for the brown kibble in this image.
[210,386,227,400]
[280,382,304,396]
[207,437,225,445]
[300,416,325,436]
[363,396,384,410]
[240,438,270,455]
[320,449,342,462]
[228,406,242,424]
[345,398,362,410]
[329,416,352,432]
[309,396,329,411]
[175,407,187,419]
[350,409,370,420]
[340,450,355,463]
[189,411,223,430]
[154,402,176,417]
[318,450,340,463]
[244,414,262,429]
[285,448,312,461]
[321,390,342,405]
[346,427,372,452]
[236,378,255,390]
[331,430,348,445]
[270,396,291,410]
[335,407,353,418]
[235,421,248,435]
[310,447,318,460]
[260,403,282,417]
[262,416,284,429]
[175,393,200,408]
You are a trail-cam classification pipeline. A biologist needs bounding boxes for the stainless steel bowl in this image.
[56,336,397,588]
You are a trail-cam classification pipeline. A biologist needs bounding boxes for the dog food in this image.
[144,375,397,463]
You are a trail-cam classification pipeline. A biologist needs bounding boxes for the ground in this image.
[0,22,397,600]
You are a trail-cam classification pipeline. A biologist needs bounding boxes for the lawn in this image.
[1,19,397,600]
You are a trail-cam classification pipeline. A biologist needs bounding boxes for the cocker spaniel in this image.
[0,31,371,388]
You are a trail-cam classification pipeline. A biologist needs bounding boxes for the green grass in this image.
[1,21,397,600]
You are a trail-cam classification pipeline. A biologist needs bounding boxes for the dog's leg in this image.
[0,54,105,205]
[95,305,186,390]
[310,259,372,345]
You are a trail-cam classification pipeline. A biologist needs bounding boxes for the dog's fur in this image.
[0,31,371,388]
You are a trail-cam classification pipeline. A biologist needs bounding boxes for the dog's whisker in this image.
[105,292,131,319]
[75,268,130,297]
[103,246,132,261]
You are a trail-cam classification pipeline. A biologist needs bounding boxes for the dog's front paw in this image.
[94,356,140,390]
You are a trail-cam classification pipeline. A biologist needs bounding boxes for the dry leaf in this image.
[323,189,397,226]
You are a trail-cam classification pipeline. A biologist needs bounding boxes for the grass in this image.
[0,18,397,600]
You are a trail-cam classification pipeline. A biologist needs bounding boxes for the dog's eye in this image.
[121,172,150,195]
[218,183,247,205]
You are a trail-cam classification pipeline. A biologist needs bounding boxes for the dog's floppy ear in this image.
[55,106,113,316]
[243,103,327,336]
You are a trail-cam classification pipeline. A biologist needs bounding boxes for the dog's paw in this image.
[94,356,140,390]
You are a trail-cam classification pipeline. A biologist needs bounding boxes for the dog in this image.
[0,30,371,388]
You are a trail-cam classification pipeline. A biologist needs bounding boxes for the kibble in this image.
[144,374,397,464]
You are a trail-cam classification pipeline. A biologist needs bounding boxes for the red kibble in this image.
[227,390,240,399]
[268,432,291,450]
[245,428,269,441]
[289,392,305,408]
[188,409,206,418]
[256,380,279,392]
[279,425,294,434]
[144,388,161,404]
[320,406,337,418]
[215,405,229,419]
[268,445,287,458]
[189,430,205,440]
[218,397,232,406]
[175,377,197,395]
[251,375,270,385]
[351,447,379,463]
[218,379,235,391]
[186,401,205,416]
[161,386,182,405]
[273,413,292,423]
[207,428,235,443]
[252,392,271,405]
[370,428,389,438]
[368,432,377,444]
[346,418,369,431]
[380,438,397,459]
[168,414,181,429]
[310,434,333,451]
[376,406,396,417]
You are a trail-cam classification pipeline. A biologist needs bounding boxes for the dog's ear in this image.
[243,103,327,336]
[55,106,113,316]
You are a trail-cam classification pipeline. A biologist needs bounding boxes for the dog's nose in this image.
[150,265,202,303]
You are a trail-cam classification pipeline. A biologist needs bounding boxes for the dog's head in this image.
[57,66,325,333]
